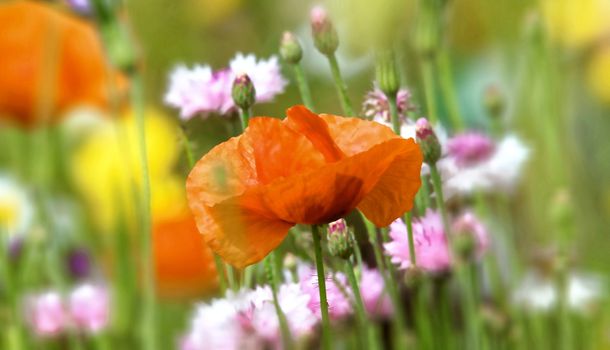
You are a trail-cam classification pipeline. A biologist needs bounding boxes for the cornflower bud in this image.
[310,6,339,56]
[326,219,353,260]
[415,118,441,165]
[375,51,400,97]
[232,73,256,110]
[279,31,303,64]
[483,85,505,120]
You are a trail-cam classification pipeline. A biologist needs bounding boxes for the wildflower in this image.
[181,283,316,350]
[362,87,415,129]
[438,134,529,199]
[446,132,496,167]
[416,118,442,165]
[360,266,392,318]
[513,271,603,313]
[298,265,352,320]
[0,1,125,127]
[452,212,490,261]
[71,110,218,297]
[186,105,422,267]
[69,284,110,333]
[384,210,489,272]
[67,0,91,15]
[66,248,91,280]
[310,6,339,56]
[279,31,303,64]
[25,291,67,337]
[326,219,353,259]
[165,54,286,119]
[0,175,33,239]
[541,0,610,49]
[229,53,287,104]
[231,73,256,110]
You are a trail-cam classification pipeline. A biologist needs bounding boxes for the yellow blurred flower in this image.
[71,109,184,231]
[0,175,33,238]
[587,45,610,104]
[541,0,610,49]
[71,109,217,297]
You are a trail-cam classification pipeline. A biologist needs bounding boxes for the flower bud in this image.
[414,0,442,58]
[279,32,303,64]
[66,248,91,280]
[375,51,400,97]
[310,6,339,56]
[415,118,441,165]
[326,219,353,260]
[283,253,297,270]
[403,266,424,289]
[483,85,505,119]
[231,73,256,110]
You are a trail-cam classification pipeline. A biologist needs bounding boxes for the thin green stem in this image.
[388,93,401,135]
[349,230,364,275]
[311,224,331,350]
[436,50,464,131]
[430,164,451,238]
[131,73,157,350]
[265,253,293,349]
[404,212,417,266]
[421,58,438,124]
[293,63,314,110]
[343,260,375,349]
[239,107,251,131]
[326,54,354,116]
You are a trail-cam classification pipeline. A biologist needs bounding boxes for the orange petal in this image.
[259,138,420,225]
[284,105,345,162]
[238,116,327,184]
[190,193,294,268]
[153,212,218,298]
[358,138,423,227]
[320,114,400,156]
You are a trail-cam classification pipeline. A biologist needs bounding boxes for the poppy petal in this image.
[284,105,345,162]
[358,138,423,227]
[320,114,400,156]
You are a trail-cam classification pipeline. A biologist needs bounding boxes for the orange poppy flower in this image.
[187,105,423,268]
[153,211,218,298]
[0,1,125,126]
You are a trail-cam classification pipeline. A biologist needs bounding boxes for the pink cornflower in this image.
[25,291,67,337]
[360,266,392,318]
[69,284,110,334]
[165,54,286,120]
[298,265,352,320]
[446,132,495,166]
[363,88,415,131]
[384,210,489,273]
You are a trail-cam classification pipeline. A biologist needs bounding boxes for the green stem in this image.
[326,54,354,116]
[131,73,157,350]
[343,260,375,349]
[239,107,251,131]
[404,212,417,266]
[311,224,331,350]
[430,164,451,238]
[421,58,438,124]
[293,63,314,110]
[349,229,364,275]
[265,254,293,349]
[436,50,464,131]
[388,93,401,135]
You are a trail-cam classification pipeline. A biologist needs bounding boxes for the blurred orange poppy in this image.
[153,211,218,298]
[0,1,125,127]
[187,105,423,268]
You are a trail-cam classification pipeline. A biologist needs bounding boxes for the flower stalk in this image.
[264,253,292,349]
[311,224,331,350]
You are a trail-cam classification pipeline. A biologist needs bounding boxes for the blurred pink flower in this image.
[165,54,286,120]
[364,88,415,129]
[446,132,495,166]
[229,53,287,103]
[384,210,490,273]
[360,266,392,318]
[298,265,352,320]
[69,284,110,333]
[26,291,67,337]
[438,134,529,198]
[385,210,451,272]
